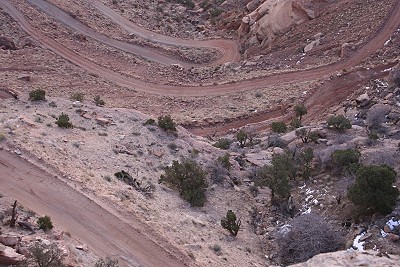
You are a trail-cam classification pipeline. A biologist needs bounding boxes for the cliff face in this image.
[289,250,400,267]
[238,0,317,56]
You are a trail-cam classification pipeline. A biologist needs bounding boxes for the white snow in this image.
[386,217,400,231]
[352,232,366,251]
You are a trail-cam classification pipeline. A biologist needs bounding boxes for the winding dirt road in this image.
[1,0,399,97]
[0,149,190,267]
[0,0,399,266]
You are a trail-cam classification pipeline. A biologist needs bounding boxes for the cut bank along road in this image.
[0,149,190,267]
[1,0,399,97]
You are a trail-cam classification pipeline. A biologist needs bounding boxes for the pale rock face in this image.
[238,0,316,55]
[289,250,400,267]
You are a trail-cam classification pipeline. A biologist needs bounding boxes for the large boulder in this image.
[0,36,17,50]
[0,244,25,265]
[238,0,315,55]
[289,250,400,267]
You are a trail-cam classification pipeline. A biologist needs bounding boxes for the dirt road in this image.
[1,0,399,97]
[0,149,190,267]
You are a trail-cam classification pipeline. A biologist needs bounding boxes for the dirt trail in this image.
[0,149,191,267]
[1,0,399,98]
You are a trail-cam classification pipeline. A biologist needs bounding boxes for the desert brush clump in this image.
[55,113,73,128]
[221,210,241,237]
[327,115,351,132]
[37,215,53,231]
[331,148,361,174]
[271,121,287,134]
[29,89,46,101]
[236,129,248,148]
[213,138,232,150]
[157,115,177,132]
[160,159,207,207]
[94,95,105,106]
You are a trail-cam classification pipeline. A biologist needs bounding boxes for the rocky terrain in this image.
[0,0,399,266]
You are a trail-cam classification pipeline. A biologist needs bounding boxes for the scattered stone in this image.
[356,93,371,107]
[17,75,31,82]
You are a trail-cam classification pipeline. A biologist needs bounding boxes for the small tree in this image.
[271,121,287,134]
[298,147,314,180]
[94,95,105,106]
[290,117,302,129]
[55,113,73,128]
[255,153,294,202]
[221,210,241,237]
[294,104,307,121]
[29,89,46,101]
[70,92,84,102]
[331,149,360,174]
[95,257,119,267]
[160,160,207,207]
[348,165,399,215]
[38,215,53,231]
[158,115,176,132]
[236,130,248,148]
[295,128,318,143]
[27,242,65,267]
[327,115,351,132]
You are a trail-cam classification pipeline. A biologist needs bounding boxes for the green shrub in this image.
[236,130,248,148]
[348,165,399,215]
[271,121,287,134]
[213,138,232,150]
[160,160,207,207]
[158,115,176,132]
[37,215,53,231]
[55,113,73,128]
[29,89,46,101]
[70,92,84,102]
[290,117,302,129]
[143,118,156,125]
[331,149,360,174]
[368,132,379,141]
[221,210,241,237]
[294,104,307,121]
[94,95,105,106]
[327,115,351,132]
[217,153,232,170]
[298,147,314,180]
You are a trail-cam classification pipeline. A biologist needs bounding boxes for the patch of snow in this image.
[386,217,400,231]
[351,232,366,251]
[384,38,391,46]
[381,229,389,238]
[299,183,306,190]
[302,207,311,214]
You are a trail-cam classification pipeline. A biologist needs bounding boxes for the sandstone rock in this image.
[289,250,400,266]
[273,147,284,155]
[238,0,316,52]
[17,75,31,81]
[304,39,320,53]
[95,117,111,126]
[246,0,264,12]
[0,36,17,50]
[0,245,25,265]
[0,234,20,247]
[356,93,371,107]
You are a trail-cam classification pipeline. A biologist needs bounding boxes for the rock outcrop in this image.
[0,244,25,265]
[238,0,316,56]
[0,36,17,50]
[289,250,400,267]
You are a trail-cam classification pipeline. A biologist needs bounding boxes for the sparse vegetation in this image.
[158,115,177,132]
[160,159,207,207]
[26,242,65,267]
[236,129,248,148]
[271,121,287,134]
[221,210,241,237]
[37,215,53,231]
[217,153,232,170]
[29,89,46,101]
[213,138,232,150]
[327,115,351,132]
[70,92,84,102]
[143,118,156,125]
[55,113,73,128]
[331,149,361,174]
[294,104,307,121]
[348,164,399,215]
[277,213,343,265]
[295,128,318,143]
[95,257,119,267]
[94,95,105,106]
